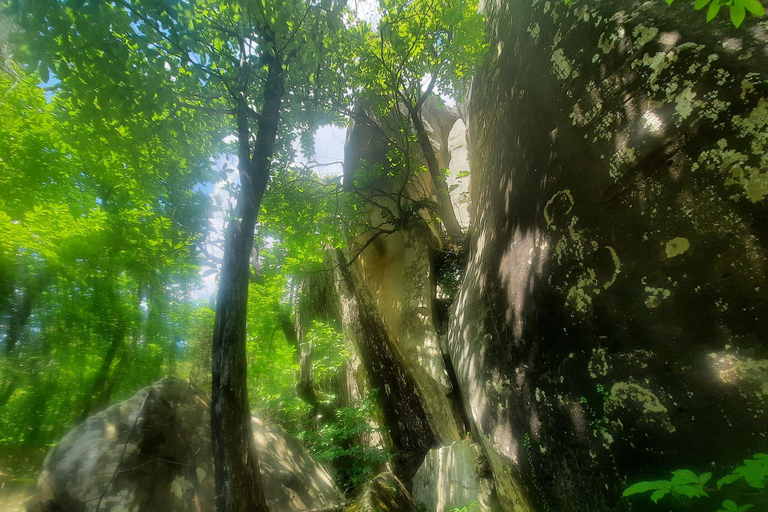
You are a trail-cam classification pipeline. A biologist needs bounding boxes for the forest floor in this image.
[0,482,35,512]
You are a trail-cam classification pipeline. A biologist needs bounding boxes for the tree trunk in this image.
[408,107,464,241]
[0,274,47,408]
[3,275,44,357]
[80,324,125,420]
[211,55,283,512]
[277,308,319,408]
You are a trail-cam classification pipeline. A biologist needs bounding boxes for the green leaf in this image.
[672,483,707,498]
[699,472,712,485]
[707,0,723,20]
[730,4,746,26]
[623,480,671,497]
[742,0,765,15]
[718,474,741,489]
[671,469,700,485]
[722,501,738,512]
[650,489,670,503]
[739,505,755,512]
[695,0,711,10]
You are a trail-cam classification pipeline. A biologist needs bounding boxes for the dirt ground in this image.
[0,483,35,512]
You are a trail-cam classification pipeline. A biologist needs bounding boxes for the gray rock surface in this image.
[448,0,768,510]
[412,440,497,512]
[446,119,471,230]
[345,472,420,512]
[26,378,341,512]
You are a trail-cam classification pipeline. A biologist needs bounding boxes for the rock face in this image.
[338,101,469,480]
[26,378,341,512]
[447,0,768,510]
[412,440,498,512]
[446,119,472,230]
[345,472,420,512]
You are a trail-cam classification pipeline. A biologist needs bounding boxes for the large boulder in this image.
[412,440,498,512]
[449,0,768,510]
[26,378,342,512]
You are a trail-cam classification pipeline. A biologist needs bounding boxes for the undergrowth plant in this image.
[297,391,391,491]
[449,502,482,512]
[623,453,768,511]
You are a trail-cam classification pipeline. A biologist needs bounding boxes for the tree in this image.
[6,0,349,509]
[0,54,212,455]
[353,0,486,242]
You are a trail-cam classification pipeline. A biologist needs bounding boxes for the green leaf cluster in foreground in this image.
[561,0,765,26]
[623,453,768,512]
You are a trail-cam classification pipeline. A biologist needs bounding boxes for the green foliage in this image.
[715,454,768,490]
[297,392,390,491]
[623,454,768,511]
[623,470,711,503]
[0,60,216,457]
[355,0,487,104]
[340,0,486,243]
[449,502,482,512]
[560,0,765,27]
[688,0,764,26]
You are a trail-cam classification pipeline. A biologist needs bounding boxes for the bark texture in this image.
[211,56,283,512]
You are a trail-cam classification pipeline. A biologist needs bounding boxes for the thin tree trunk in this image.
[408,107,464,241]
[278,304,337,426]
[3,276,44,357]
[80,324,125,420]
[211,55,283,512]
[277,308,318,406]
[0,275,47,408]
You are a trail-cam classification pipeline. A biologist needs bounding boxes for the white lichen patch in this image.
[605,382,676,433]
[674,86,697,121]
[598,31,619,54]
[635,50,679,92]
[528,22,541,42]
[665,237,690,258]
[632,25,659,49]
[730,98,768,202]
[709,352,768,398]
[699,91,731,123]
[170,476,194,499]
[589,348,609,378]
[570,96,603,127]
[741,79,755,100]
[608,147,637,181]
[544,189,575,230]
[551,48,578,80]
[693,99,768,203]
[644,287,671,308]
[566,268,599,313]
